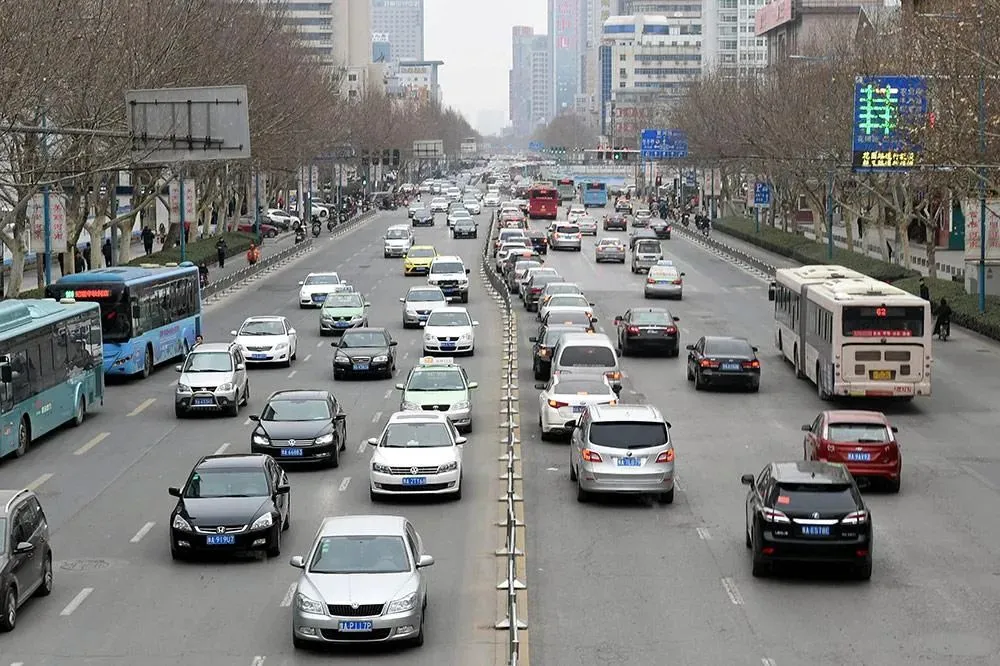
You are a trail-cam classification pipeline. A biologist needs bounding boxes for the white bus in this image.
[768,265,932,400]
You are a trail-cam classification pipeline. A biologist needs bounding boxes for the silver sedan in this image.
[644,266,685,299]
[595,238,626,263]
[577,215,598,235]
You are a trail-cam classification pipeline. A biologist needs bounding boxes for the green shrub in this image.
[127,231,256,267]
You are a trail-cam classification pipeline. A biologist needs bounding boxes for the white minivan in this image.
[550,332,622,393]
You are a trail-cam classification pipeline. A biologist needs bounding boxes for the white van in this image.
[550,332,622,393]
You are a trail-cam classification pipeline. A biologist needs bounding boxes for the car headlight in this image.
[314,433,334,445]
[172,514,192,532]
[252,434,269,445]
[335,352,350,362]
[299,290,308,299]
[216,383,233,392]
[427,278,439,285]
[275,342,289,350]
[321,313,333,320]
[453,400,470,411]
[386,592,418,614]
[350,315,364,322]
[176,383,192,393]
[459,332,473,342]
[423,333,434,341]
[438,460,458,473]
[250,513,273,531]
[372,461,392,473]
[457,279,468,286]
[373,355,388,363]
[401,401,421,411]
[295,593,326,614]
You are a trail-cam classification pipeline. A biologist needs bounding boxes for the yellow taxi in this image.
[404,245,438,275]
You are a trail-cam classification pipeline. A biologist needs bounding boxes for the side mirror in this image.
[399,297,405,302]
[335,412,346,421]
[289,556,305,569]
[740,474,755,487]
[685,344,695,351]
[389,340,398,346]
[472,321,480,326]
[230,330,238,336]
[417,554,435,568]
[612,385,622,395]
[175,365,183,372]
[248,415,260,422]
[589,302,595,307]
[455,436,467,445]
[465,268,471,274]
[614,316,622,324]
[13,541,34,555]
[752,346,759,352]
[534,383,546,390]
[395,383,405,390]
[801,424,811,432]
[672,316,680,322]
[528,336,538,342]
[276,484,291,495]
[891,426,899,433]
[680,272,686,276]
[236,363,246,371]
[331,342,339,347]
[168,487,181,497]
[367,437,378,446]
[288,328,296,335]
[767,284,776,302]
[364,302,372,307]
[468,382,479,389]
[419,321,426,326]
[298,281,304,285]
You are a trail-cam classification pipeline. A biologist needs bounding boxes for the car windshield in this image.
[324,294,363,308]
[184,469,269,498]
[547,296,588,309]
[382,422,453,448]
[430,262,464,274]
[407,368,466,391]
[827,423,891,443]
[553,380,610,395]
[632,311,671,325]
[771,484,858,513]
[386,229,409,239]
[304,275,340,285]
[239,320,285,336]
[704,339,753,357]
[309,535,410,574]
[408,248,435,258]
[340,331,388,348]
[426,311,470,326]
[598,239,622,247]
[456,220,474,227]
[408,289,445,302]
[261,398,331,421]
[559,345,615,367]
[183,351,234,372]
[533,276,563,288]
[515,261,541,273]
[546,309,590,325]
[589,422,668,449]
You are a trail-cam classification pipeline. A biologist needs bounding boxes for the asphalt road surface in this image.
[520,204,1000,666]
[0,209,502,665]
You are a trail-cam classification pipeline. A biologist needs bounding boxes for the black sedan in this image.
[603,214,628,231]
[526,231,548,254]
[529,324,586,380]
[453,219,478,238]
[332,327,398,379]
[650,219,671,239]
[168,453,290,560]
[412,209,435,226]
[686,336,761,392]
[614,307,681,356]
[250,390,348,466]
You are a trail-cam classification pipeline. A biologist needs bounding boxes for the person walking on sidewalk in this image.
[246,242,261,266]
[141,225,155,256]
[919,278,930,301]
[215,237,228,268]
[102,237,112,267]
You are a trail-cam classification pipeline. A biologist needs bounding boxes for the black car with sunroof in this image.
[249,390,347,466]
[741,461,873,580]
[686,335,760,392]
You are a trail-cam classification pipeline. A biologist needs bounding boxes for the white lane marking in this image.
[357,441,367,454]
[339,477,351,492]
[372,411,382,423]
[60,587,94,615]
[287,370,297,378]
[316,341,323,348]
[243,417,252,425]
[251,658,266,666]
[26,473,53,491]
[721,577,744,605]
[74,432,109,456]
[384,389,392,399]
[280,582,297,607]
[304,354,312,362]
[762,658,777,666]
[127,398,156,416]
[696,527,711,540]
[402,352,410,360]
[12,662,25,666]
[214,442,232,455]
[130,521,156,543]
[674,477,684,492]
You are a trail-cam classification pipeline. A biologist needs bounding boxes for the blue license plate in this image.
[338,620,373,632]
[312,295,326,302]
[335,321,349,327]
[192,398,214,406]
[353,363,370,371]
[721,363,740,371]
[402,477,427,486]
[617,457,641,467]
[281,448,304,457]
[251,354,267,360]
[801,525,831,537]
[441,344,456,350]
[847,452,871,462]
[206,535,235,545]
[572,405,586,413]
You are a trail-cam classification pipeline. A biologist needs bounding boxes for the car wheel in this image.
[13,418,29,457]
[73,397,86,427]
[885,476,901,494]
[226,400,239,417]
[140,344,153,378]
[266,527,281,558]
[411,612,426,646]
[745,520,752,549]
[855,558,873,581]
[750,528,769,578]
[1,586,17,632]
[748,381,760,393]
[576,479,590,503]
[369,488,379,503]
[36,553,53,597]
[694,371,705,391]
[243,382,250,406]
[657,488,674,505]
[569,460,577,481]
[175,405,186,418]
[453,476,463,501]
[282,500,291,531]
[328,446,340,468]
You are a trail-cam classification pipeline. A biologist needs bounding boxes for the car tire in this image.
[569,461,577,481]
[751,534,769,578]
[748,381,760,393]
[694,371,705,391]
[170,545,186,561]
[226,400,239,417]
[73,397,86,427]
[328,447,340,469]
[411,613,426,647]
[282,500,291,532]
[745,521,752,549]
[453,477,463,501]
[1,585,17,632]
[855,558,873,581]
[175,405,186,419]
[657,488,674,505]
[35,552,53,597]
[885,476,901,493]
[576,479,590,503]
[242,382,250,406]
[369,488,379,503]
[686,365,694,381]
[266,527,281,558]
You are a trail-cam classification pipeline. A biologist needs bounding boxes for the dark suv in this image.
[0,489,53,631]
[741,461,873,580]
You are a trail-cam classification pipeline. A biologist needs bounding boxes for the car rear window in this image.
[558,345,615,367]
[827,423,890,443]
[770,484,858,513]
[704,339,753,356]
[556,225,579,234]
[632,311,671,325]
[589,422,668,449]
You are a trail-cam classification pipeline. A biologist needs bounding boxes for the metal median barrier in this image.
[202,209,377,299]
[672,222,777,279]
[479,214,528,666]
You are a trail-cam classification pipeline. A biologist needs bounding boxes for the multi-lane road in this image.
[0,209,502,666]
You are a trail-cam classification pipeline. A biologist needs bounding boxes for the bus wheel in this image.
[141,345,153,379]
[73,398,86,427]
[816,363,831,401]
[793,345,805,379]
[777,333,783,352]
[13,418,29,458]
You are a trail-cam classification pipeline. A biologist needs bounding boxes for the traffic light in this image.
[381,149,390,165]
[612,151,621,161]
[655,175,662,187]
[391,149,400,167]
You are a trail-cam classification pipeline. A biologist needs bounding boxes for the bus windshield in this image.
[842,306,924,337]
[50,287,131,343]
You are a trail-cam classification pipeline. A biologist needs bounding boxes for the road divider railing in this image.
[672,221,777,279]
[480,213,528,666]
[202,209,377,299]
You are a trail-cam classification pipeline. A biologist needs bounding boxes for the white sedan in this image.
[495,241,528,270]
[368,411,465,500]
[567,205,586,223]
[298,272,343,308]
[538,294,594,323]
[423,307,479,356]
[484,193,501,206]
[535,375,617,439]
[462,199,482,215]
[429,197,449,212]
[231,315,298,366]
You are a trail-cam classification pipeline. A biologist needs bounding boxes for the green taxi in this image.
[319,291,370,336]
[395,356,478,432]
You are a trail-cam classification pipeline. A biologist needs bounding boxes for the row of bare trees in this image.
[531,113,598,151]
[0,0,476,295]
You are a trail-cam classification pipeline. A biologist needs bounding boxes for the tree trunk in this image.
[8,230,27,297]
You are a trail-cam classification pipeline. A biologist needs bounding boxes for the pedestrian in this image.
[215,236,228,268]
[194,335,204,347]
[102,237,112,267]
[74,249,85,274]
[141,225,155,256]
[886,239,894,263]
[919,278,930,301]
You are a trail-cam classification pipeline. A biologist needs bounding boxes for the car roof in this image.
[196,453,269,469]
[559,332,612,346]
[387,410,451,425]
[432,255,464,262]
[823,410,889,424]
[318,514,408,538]
[341,327,387,334]
[409,245,435,250]
[407,285,444,293]
[431,306,470,314]
[267,389,331,401]
[588,403,665,423]
[0,489,32,514]
[188,342,233,353]
[771,461,853,484]
[243,315,285,323]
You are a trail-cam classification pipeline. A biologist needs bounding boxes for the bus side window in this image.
[52,327,69,380]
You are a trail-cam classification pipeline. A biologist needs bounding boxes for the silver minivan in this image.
[631,238,663,273]
[569,404,675,504]
[174,342,249,418]
[550,332,621,393]
[384,225,414,258]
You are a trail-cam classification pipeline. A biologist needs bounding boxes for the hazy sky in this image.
[424,0,547,135]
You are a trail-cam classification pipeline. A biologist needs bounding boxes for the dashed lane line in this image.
[316,341,323,348]
[280,582,296,607]
[372,411,383,423]
[26,473,53,491]
[357,441,368,454]
[721,577,744,605]
[130,521,156,543]
[127,398,156,417]
[287,370,297,378]
[383,389,393,399]
[762,658,777,666]
[338,477,351,492]
[243,418,252,426]
[696,527,711,540]
[303,354,312,362]
[74,432,109,456]
[60,587,94,615]
[251,657,266,666]
[214,442,232,455]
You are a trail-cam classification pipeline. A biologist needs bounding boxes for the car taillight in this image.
[741,360,761,369]
[626,325,640,334]
[547,399,568,408]
[841,510,869,525]
[655,449,675,463]
[582,449,603,463]
[665,326,677,334]
[699,359,720,368]
[666,226,672,231]
[761,508,790,523]
[531,287,542,293]
[606,370,621,381]
[672,279,683,285]
[647,278,656,284]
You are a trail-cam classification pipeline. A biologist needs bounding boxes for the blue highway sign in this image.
[640,129,688,160]
[528,141,545,151]
[753,182,771,207]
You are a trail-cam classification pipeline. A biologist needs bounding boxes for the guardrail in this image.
[672,222,778,278]
[201,209,377,299]
[479,212,527,666]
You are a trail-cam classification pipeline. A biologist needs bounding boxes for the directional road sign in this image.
[753,182,771,207]
[852,75,926,172]
[640,129,688,160]
[529,141,544,151]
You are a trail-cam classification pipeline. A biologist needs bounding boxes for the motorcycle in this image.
[326,218,336,232]
[935,318,950,341]
[681,214,690,227]
[199,270,209,288]
[294,227,307,243]
[311,220,322,237]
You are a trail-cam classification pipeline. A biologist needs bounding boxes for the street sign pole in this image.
[179,174,187,262]
[755,205,760,234]
[41,111,52,284]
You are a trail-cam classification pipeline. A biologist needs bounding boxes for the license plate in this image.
[335,321,349,327]
[870,369,895,380]
[800,525,830,537]
[281,448,304,457]
[338,620,373,632]
[402,477,427,485]
[312,295,325,302]
[721,363,740,371]
[572,405,585,414]
[442,344,456,350]
[617,457,641,467]
[646,329,662,334]
[847,452,871,462]
[352,363,370,371]
[206,535,235,545]
[192,398,214,406]
[251,354,267,360]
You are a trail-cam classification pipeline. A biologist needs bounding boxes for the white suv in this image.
[427,255,470,303]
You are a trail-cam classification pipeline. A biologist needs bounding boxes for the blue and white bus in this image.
[583,182,608,207]
[0,299,104,459]
[45,264,202,378]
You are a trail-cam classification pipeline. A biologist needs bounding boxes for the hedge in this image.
[712,216,1000,341]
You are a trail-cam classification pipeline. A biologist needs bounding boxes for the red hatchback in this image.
[801,410,901,493]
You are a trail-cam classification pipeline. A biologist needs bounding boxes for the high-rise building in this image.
[583,0,620,121]
[530,35,554,128]
[510,26,537,136]
[755,0,885,62]
[548,0,587,116]
[371,0,424,62]
[702,0,767,75]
